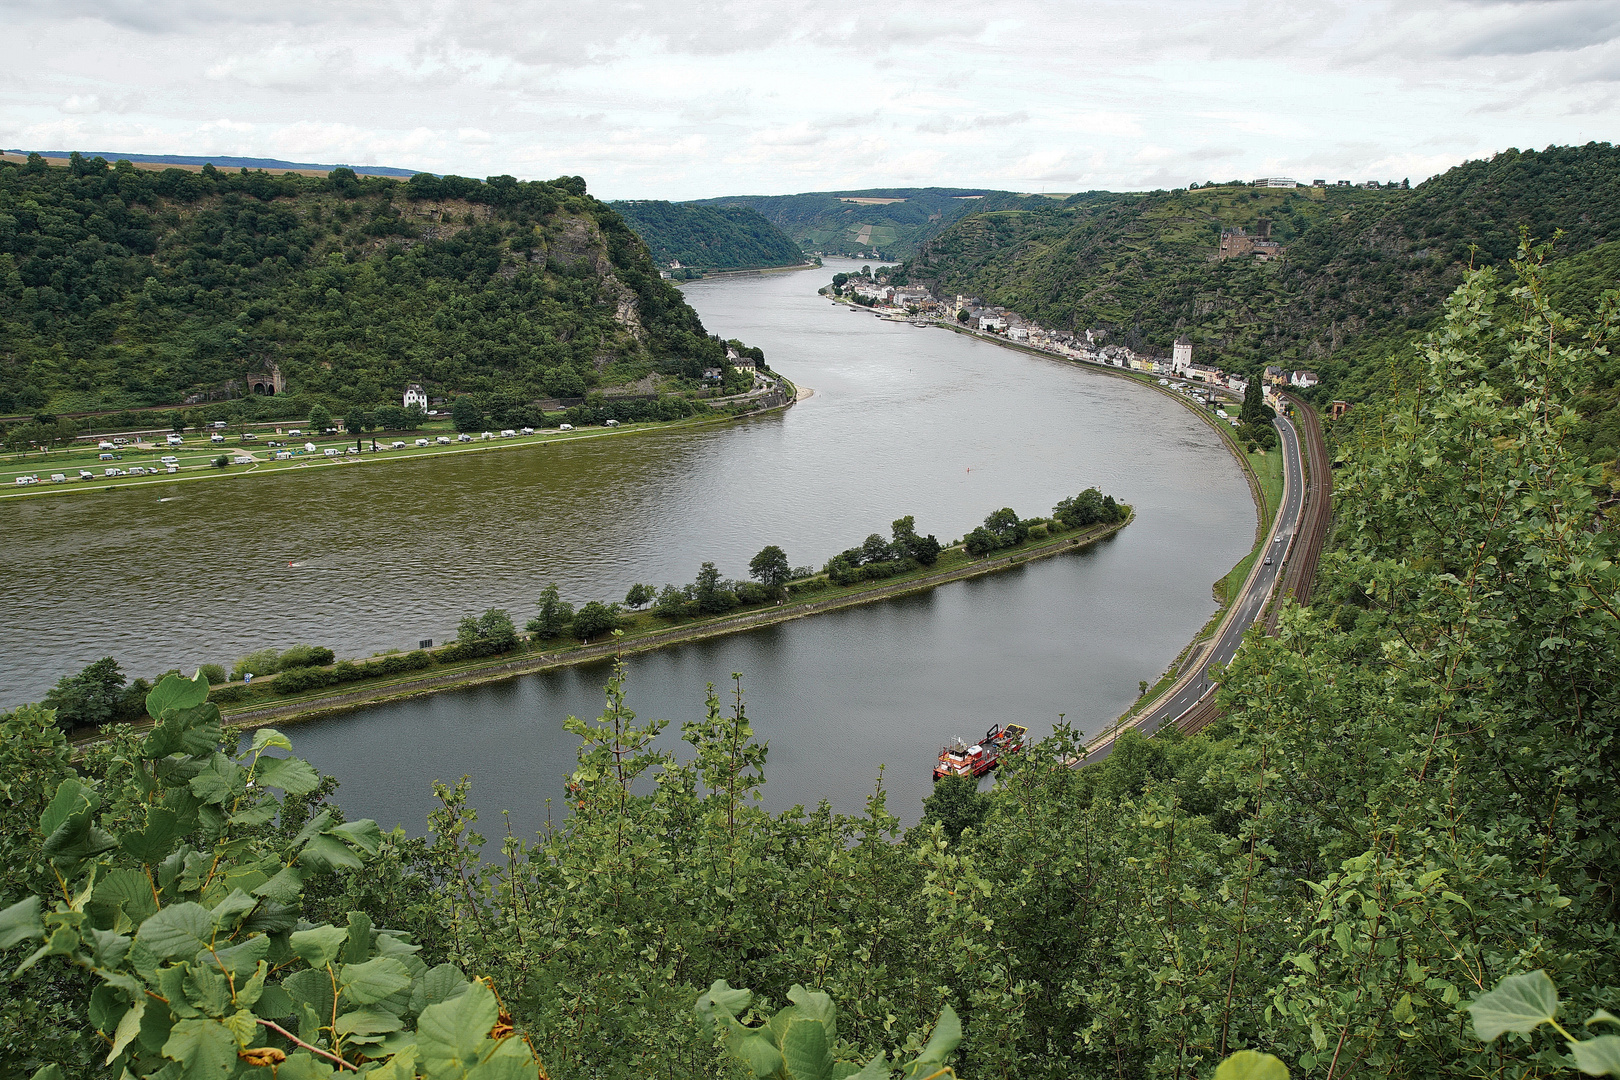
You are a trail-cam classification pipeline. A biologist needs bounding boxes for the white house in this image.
[1172,334,1193,376]
[1290,370,1320,389]
[404,384,429,411]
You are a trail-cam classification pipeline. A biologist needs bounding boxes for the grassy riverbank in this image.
[131,512,1130,733]
[0,389,794,502]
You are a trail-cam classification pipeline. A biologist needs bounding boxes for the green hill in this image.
[0,153,733,421]
[689,187,1015,259]
[905,144,1620,407]
[609,200,804,274]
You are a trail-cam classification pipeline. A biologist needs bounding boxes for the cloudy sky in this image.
[5,0,1618,200]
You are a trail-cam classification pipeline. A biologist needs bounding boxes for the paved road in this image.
[1082,410,1306,762]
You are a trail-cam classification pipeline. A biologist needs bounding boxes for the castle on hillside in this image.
[1219,220,1285,261]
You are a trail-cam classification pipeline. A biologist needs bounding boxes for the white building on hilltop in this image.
[404,384,429,411]
[1172,335,1193,376]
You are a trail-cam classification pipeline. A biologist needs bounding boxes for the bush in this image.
[231,648,281,680]
[735,581,771,606]
[1027,523,1049,541]
[271,666,335,695]
[197,663,227,685]
[279,643,335,669]
[787,578,829,596]
[208,684,250,704]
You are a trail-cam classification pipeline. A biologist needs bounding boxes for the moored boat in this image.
[933,723,1028,780]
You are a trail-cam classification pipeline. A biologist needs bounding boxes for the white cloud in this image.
[0,0,1615,197]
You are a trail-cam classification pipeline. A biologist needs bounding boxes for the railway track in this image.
[1177,396,1331,737]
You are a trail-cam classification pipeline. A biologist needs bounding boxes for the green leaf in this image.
[206,933,269,978]
[188,755,244,805]
[1572,1035,1620,1076]
[289,924,349,969]
[1470,970,1560,1041]
[136,902,214,961]
[418,978,498,1073]
[788,984,838,1042]
[161,1018,239,1078]
[107,996,145,1065]
[89,981,130,1032]
[465,1036,541,1080]
[88,927,132,969]
[329,818,383,855]
[780,1014,833,1080]
[335,1006,405,1037]
[339,956,412,1006]
[411,963,471,1014]
[221,1007,259,1047]
[344,910,374,964]
[251,727,293,753]
[900,1005,961,1076]
[208,888,258,930]
[366,1047,418,1080]
[254,755,320,795]
[185,962,233,1018]
[92,868,159,930]
[252,984,294,1019]
[845,1053,890,1080]
[696,978,754,1033]
[1214,1050,1290,1080]
[731,1032,786,1078]
[299,834,365,872]
[29,1067,65,1080]
[1591,1011,1620,1029]
[283,968,336,1014]
[119,807,185,866]
[252,865,306,905]
[0,896,43,948]
[147,671,210,720]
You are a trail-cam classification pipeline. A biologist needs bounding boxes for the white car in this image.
[211,434,225,443]
[558,423,573,431]
[78,470,94,480]
[160,455,178,464]
[604,419,618,427]
[323,448,340,457]
[50,473,65,483]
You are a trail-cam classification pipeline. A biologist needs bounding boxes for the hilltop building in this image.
[404,384,429,411]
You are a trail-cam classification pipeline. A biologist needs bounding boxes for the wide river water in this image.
[3,259,1254,831]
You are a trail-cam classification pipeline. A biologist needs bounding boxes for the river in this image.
[2,258,1255,830]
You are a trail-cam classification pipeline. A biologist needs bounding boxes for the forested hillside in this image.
[609,200,804,273]
[0,153,731,418]
[690,187,1014,259]
[907,144,1620,404]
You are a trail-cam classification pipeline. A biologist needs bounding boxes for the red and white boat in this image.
[933,723,1027,781]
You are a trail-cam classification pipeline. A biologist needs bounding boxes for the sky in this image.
[5,0,1619,200]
